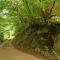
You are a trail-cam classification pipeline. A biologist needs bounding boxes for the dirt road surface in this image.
[0,42,44,60]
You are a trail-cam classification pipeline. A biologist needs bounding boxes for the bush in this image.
[0,33,4,44]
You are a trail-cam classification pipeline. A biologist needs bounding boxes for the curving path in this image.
[0,41,44,60]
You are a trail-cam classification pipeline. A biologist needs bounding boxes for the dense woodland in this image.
[0,0,60,60]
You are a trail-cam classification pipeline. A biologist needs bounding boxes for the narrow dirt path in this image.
[0,41,44,60]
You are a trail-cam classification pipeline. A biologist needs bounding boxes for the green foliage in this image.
[0,0,60,59]
[9,0,59,57]
[0,32,4,44]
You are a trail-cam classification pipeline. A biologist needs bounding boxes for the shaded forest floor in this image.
[0,40,60,60]
[0,41,44,60]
